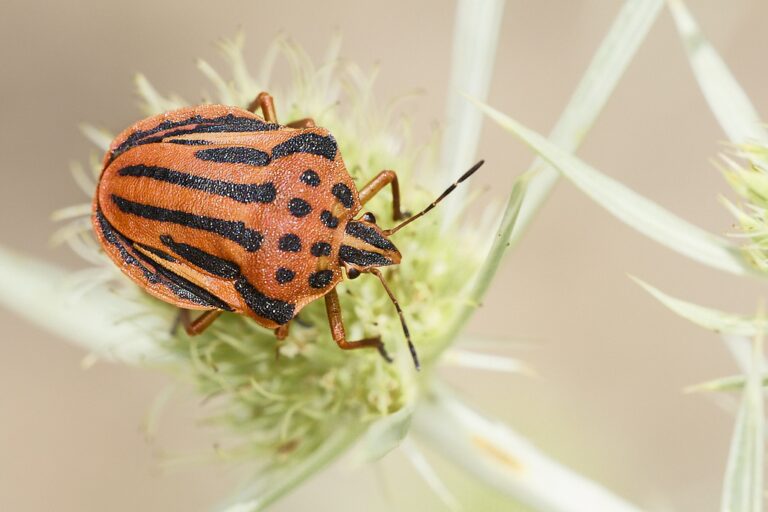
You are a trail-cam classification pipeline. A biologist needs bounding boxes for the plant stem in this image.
[412,384,645,512]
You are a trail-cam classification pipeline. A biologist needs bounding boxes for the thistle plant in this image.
[2,0,713,510]
[473,1,768,510]
[59,32,497,495]
[722,144,768,274]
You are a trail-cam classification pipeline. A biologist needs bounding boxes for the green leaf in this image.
[217,428,362,512]
[439,0,505,224]
[632,277,766,336]
[476,99,753,276]
[685,374,768,394]
[511,0,663,245]
[0,246,170,363]
[442,170,531,347]
[356,403,414,462]
[721,334,764,512]
[668,0,768,146]
[412,384,644,512]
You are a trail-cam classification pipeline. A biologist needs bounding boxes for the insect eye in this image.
[361,212,376,224]
[347,268,361,280]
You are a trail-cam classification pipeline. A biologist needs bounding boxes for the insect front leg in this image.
[172,309,223,336]
[358,171,408,221]
[247,92,278,123]
[324,288,392,362]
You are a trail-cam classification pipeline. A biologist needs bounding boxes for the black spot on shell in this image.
[308,270,334,289]
[310,242,332,257]
[288,198,312,217]
[275,268,295,284]
[278,234,302,252]
[332,183,354,208]
[320,210,339,229]
[300,170,320,187]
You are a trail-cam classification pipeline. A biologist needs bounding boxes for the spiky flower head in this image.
[57,33,495,488]
[722,144,768,273]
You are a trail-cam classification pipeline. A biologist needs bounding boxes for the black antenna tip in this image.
[458,160,485,182]
[409,341,421,371]
[377,342,394,363]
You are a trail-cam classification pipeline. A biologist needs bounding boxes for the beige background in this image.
[2,1,767,511]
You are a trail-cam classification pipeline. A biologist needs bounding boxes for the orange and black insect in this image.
[92,92,483,369]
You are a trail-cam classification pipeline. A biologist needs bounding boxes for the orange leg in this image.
[357,171,407,221]
[172,309,223,336]
[274,323,290,340]
[286,118,316,128]
[324,288,392,362]
[247,92,278,123]
[247,92,317,128]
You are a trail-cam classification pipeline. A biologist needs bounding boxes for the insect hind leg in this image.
[171,309,223,336]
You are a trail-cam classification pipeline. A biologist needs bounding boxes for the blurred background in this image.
[2,1,767,510]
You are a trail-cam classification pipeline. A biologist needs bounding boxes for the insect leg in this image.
[247,92,278,123]
[357,171,407,221]
[324,288,392,362]
[173,309,223,336]
[285,118,316,128]
[274,323,290,340]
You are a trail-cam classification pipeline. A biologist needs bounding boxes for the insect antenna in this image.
[383,160,485,235]
[369,268,420,370]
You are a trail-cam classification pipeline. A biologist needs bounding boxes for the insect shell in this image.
[92,92,483,369]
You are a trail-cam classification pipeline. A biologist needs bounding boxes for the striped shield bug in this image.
[92,92,483,369]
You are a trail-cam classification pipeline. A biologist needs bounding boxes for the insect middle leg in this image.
[172,309,223,336]
[324,288,392,362]
[358,171,407,221]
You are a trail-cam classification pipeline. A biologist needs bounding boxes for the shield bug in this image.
[92,92,483,369]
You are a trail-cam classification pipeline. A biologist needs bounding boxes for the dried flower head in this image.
[722,144,768,272]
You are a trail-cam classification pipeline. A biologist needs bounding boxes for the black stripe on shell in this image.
[339,245,393,267]
[195,147,270,166]
[95,208,233,310]
[108,113,279,164]
[136,243,177,262]
[234,277,295,325]
[160,235,241,279]
[118,165,276,204]
[111,195,263,251]
[344,221,396,251]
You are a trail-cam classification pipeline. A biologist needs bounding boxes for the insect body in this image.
[92,93,482,369]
